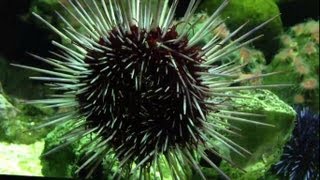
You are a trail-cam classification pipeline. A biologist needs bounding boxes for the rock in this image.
[0,56,51,99]
[199,0,283,61]
[264,20,319,112]
[0,102,54,144]
[0,83,54,144]
[0,93,17,120]
[39,91,295,179]
[40,120,116,178]
[207,89,296,179]
[40,120,178,179]
[40,121,79,178]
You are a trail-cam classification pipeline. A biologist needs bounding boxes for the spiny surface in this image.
[77,25,208,162]
[273,106,319,180]
[12,0,285,179]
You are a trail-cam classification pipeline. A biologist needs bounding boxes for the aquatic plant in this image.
[12,0,288,179]
[264,20,319,111]
[273,106,319,180]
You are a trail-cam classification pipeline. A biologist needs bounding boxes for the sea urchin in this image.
[273,106,319,180]
[13,0,286,179]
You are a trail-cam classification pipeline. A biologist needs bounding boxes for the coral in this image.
[272,106,319,180]
[264,20,319,111]
[199,0,283,60]
[227,47,267,86]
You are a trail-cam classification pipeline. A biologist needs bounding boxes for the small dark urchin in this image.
[12,0,286,179]
[273,106,319,180]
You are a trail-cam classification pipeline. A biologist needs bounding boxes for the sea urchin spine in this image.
[273,106,319,180]
[13,0,290,179]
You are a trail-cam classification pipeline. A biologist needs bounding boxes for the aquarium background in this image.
[0,0,318,179]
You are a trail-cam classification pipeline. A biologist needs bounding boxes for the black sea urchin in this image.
[12,0,287,179]
[273,106,319,180]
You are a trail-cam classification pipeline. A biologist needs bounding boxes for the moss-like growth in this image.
[41,120,127,179]
[41,121,81,178]
[0,94,17,119]
[199,0,283,60]
[0,81,54,144]
[264,20,319,112]
[230,90,295,165]
[0,101,54,144]
[40,119,176,179]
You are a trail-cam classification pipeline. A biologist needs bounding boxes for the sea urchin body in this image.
[13,0,286,179]
[273,106,319,180]
[78,23,209,164]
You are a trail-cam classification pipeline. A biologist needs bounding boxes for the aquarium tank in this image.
[0,0,319,179]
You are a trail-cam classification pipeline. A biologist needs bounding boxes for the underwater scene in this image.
[0,0,319,179]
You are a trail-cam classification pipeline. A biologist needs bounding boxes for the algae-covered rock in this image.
[40,121,81,178]
[0,56,51,99]
[41,120,117,178]
[40,120,178,179]
[0,82,54,144]
[264,20,319,112]
[0,93,17,120]
[0,102,54,144]
[207,89,295,179]
[199,0,283,60]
